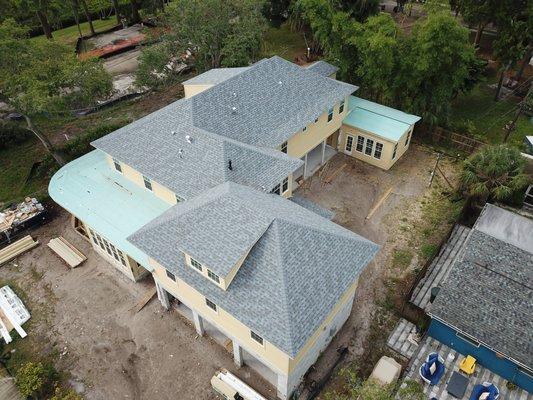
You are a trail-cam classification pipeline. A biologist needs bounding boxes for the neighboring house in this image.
[427,204,533,393]
[49,56,381,399]
[341,97,421,170]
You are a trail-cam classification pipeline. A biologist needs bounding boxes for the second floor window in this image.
[190,257,202,272]
[327,107,334,122]
[207,269,220,284]
[166,270,176,281]
[251,330,264,345]
[339,100,345,113]
[282,177,289,193]
[281,141,288,154]
[205,298,217,312]
[175,194,184,203]
[113,159,122,173]
[143,175,152,191]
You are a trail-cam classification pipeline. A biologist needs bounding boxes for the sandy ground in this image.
[0,212,274,400]
[0,144,457,400]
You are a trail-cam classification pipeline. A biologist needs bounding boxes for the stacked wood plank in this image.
[47,236,86,268]
[0,236,38,266]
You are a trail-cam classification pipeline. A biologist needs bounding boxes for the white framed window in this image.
[166,269,176,281]
[356,136,365,152]
[281,141,288,154]
[143,175,152,191]
[374,142,383,159]
[190,257,202,272]
[339,99,345,113]
[271,183,281,195]
[365,139,374,156]
[302,126,307,132]
[112,158,122,173]
[392,143,398,159]
[405,128,412,146]
[327,107,334,122]
[205,298,217,312]
[251,330,264,345]
[282,177,289,193]
[314,117,319,123]
[345,135,353,152]
[89,229,127,267]
[207,269,220,284]
[175,194,184,203]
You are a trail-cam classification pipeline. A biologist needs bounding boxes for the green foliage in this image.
[49,386,83,400]
[392,249,413,269]
[136,0,267,88]
[0,121,32,149]
[461,145,529,203]
[61,123,125,160]
[15,361,54,398]
[420,243,438,260]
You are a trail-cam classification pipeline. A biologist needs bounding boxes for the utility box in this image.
[370,356,402,385]
[211,369,267,400]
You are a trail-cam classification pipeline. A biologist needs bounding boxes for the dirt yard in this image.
[0,212,274,400]
[295,144,462,397]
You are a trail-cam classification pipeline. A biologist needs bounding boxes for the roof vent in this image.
[232,92,237,98]
[171,130,177,135]
[231,107,237,114]
[185,135,193,144]
[178,149,183,158]
[228,160,233,171]
[278,80,282,85]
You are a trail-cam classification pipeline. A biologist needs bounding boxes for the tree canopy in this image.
[0,18,112,164]
[136,0,267,89]
[461,145,529,203]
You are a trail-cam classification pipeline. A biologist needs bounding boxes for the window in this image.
[205,298,217,312]
[281,141,288,154]
[345,135,353,152]
[456,332,480,347]
[175,194,184,203]
[282,177,289,193]
[271,183,281,195]
[302,126,307,132]
[90,229,127,267]
[365,138,374,156]
[374,142,383,159]
[251,331,264,345]
[143,175,152,191]
[405,129,412,146]
[356,136,365,152]
[327,107,334,122]
[190,257,202,272]
[113,158,122,173]
[339,99,345,113]
[166,270,176,281]
[207,269,220,284]
[314,117,319,123]
[392,143,398,159]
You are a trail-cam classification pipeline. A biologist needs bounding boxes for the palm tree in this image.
[461,145,529,204]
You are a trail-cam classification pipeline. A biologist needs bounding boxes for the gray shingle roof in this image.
[91,98,302,199]
[429,207,533,368]
[305,60,339,77]
[128,182,379,357]
[182,67,250,86]
[192,56,357,147]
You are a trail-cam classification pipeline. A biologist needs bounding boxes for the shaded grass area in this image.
[31,18,118,47]
[450,83,532,149]
[262,22,307,61]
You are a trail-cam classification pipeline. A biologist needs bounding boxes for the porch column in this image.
[155,280,170,310]
[321,140,326,165]
[192,310,205,336]
[303,153,308,179]
[276,373,289,400]
[232,340,243,368]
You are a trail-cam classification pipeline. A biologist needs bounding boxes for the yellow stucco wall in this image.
[339,124,413,170]
[105,154,178,205]
[183,84,214,98]
[287,98,348,159]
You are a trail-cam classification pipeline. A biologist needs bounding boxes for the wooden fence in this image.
[415,125,486,154]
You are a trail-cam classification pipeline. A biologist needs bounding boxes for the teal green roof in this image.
[48,150,172,269]
[343,96,421,142]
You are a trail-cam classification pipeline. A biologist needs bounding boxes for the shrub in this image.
[0,121,32,150]
[15,362,48,398]
[61,123,125,160]
[49,386,83,400]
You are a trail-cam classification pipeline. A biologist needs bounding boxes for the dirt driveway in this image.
[0,212,273,400]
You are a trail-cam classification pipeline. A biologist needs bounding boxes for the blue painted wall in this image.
[428,319,533,393]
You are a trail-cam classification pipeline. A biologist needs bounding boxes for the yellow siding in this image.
[105,154,177,205]
[152,258,292,375]
[287,98,348,159]
[183,84,214,98]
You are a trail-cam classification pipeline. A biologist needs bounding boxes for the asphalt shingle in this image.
[305,60,339,77]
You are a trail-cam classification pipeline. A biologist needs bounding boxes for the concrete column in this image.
[232,340,243,368]
[192,310,205,336]
[155,280,170,310]
[276,373,289,400]
[303,153,308,178]
[321,140,326,165]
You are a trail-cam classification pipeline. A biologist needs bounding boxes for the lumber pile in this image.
[0,198,44,234]
[0,235,38,266]
[47,236,86,268]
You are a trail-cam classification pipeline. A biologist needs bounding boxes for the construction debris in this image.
[48,236,87,268]
[0,286,30,343]
[0,235,38,266]
[131,287,157,313]
[366,187,394,220]
[0,198,45,244]
[323,163,346,185]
